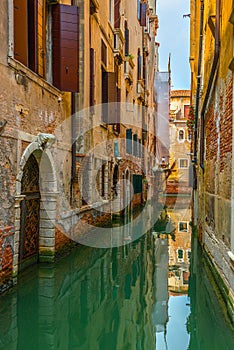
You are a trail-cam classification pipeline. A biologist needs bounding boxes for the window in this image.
[133,134,138,156]
[13,1,79,92]
[126,129,132,154]
[133,174,142,194]
[102,70,117,124]
[178,129,185,141]
[177,249,184,262]
[14,0,42,73]
[179,159,188,169]
[125,22,129,56]
[137,49,142,80]
[178,222,188,232]
[90,48,95,110]
[137,0,141,20]
[140,2,147,26]
[137,0,147,26]
[186,250,191,262]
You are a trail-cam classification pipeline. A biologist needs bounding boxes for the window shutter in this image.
[14,0,28,66]
[133,134,138,156]
[126,129,132,154]
[116,87,121,132]
[125,27,129,56]
[101,40,107,66]
[37,0,45,76]
[28,0,37,72]
[90,48,95,109]
[102,72,117,124]
[114,0,120,28]
[184,105,190,118]
[137,55,142,80]
[140,3,147,27]
[52,4,79,92]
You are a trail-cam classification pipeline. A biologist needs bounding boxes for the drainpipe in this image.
[70,93,76,205]
[193,0,204,168]
[200,0,220,169]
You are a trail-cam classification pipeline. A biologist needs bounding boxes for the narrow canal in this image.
[0,213,233,349]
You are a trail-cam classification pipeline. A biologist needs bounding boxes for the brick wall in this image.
[0,226,14,287]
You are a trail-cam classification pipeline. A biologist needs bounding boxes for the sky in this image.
[156,0,191,90]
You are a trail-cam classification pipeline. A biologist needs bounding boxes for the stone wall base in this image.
[202,226,234,324]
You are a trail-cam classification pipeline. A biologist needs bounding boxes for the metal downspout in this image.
[200,0,220,169]
[194,0,204,167]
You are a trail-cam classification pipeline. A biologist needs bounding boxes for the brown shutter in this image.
[102,72,117,124]
[140,3,147,26]
[14,0,28,65]
[138,54,142,80]
[184,105,190,118]
[125,27,129,56]
[52,4,79,92]
[114,0,120,28]
[90,48,95,110]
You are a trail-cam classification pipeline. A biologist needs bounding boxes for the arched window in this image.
[179,129,184,141]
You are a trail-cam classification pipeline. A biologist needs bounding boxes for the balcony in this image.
[124,56,134,85]
[113,29,124,65]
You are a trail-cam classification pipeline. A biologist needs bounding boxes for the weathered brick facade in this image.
[190,0,234,322]
[0,0,161,291]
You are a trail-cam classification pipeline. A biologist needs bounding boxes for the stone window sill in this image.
[8,57,63,98]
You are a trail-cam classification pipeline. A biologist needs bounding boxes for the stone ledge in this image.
[8,57,63,98]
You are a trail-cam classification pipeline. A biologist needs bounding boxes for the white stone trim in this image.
[14,142,58,276]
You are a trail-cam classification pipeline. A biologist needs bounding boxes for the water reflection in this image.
[0,204,233,349]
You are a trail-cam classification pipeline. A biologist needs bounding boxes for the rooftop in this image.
[170,90,190,97]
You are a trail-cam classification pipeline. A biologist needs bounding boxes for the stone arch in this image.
[14,141,57,275]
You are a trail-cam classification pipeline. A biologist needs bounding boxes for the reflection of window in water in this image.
[178,129,184,140]
[186,250,191,262]
[177,249,184,262]
[179,158,188,168]
[178,221,188,232]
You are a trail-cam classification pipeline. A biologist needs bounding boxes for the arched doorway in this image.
[19,153,40,270]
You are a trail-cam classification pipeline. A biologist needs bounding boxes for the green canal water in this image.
[0,233,233,350]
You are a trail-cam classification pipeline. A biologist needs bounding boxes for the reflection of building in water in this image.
[167,206,191,294]
[167,90,192,191]
[152,235,169,348]
[0,234,157,350]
